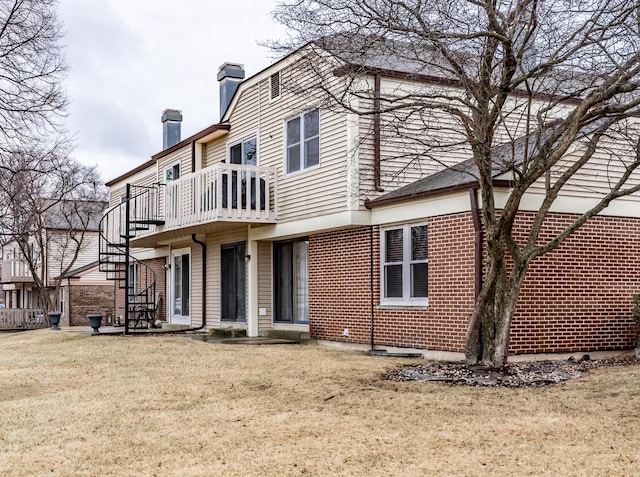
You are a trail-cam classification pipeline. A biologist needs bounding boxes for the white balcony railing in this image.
[1,259,36,283]
[164,163,278,230]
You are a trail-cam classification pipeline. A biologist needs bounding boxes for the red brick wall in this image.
[68,284,115,326]
[308,212,640,355]
[510,213,639,354]
[309,213,476,351]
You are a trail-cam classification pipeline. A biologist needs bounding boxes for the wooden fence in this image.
[0,309,46,330]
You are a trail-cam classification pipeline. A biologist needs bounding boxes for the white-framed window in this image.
[285,109,319,174]
[165,162,180,182]
[381,224,428,306]
[229,137,257,165]
[270,71,281,100]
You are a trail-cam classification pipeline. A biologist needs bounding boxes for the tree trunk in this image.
[465,250,529,367]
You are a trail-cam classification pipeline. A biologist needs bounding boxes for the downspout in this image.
[373,73,384,192]
[191,234,207,331]
[370,225,375,350]
[469,188,483,361]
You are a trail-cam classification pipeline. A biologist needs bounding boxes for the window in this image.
[229,137,257,165]
[173,253,190,317]
[270,71,280,100]
[286,109,319,174]
[274,239,309,323]
[165,163,180,182]
[128,264,137,303]
[381,224,428,305]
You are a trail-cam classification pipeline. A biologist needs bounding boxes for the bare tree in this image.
[0,0,107,319]
[273,0,640,366]
[0,0,67,153]
[0,143,106,317]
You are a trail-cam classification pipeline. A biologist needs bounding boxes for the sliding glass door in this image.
[221,242,246,322]
[274,239,309,323]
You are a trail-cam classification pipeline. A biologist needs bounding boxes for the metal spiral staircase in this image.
[99,184,165,333]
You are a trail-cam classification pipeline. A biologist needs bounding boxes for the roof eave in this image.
[105,124,231,187]
[365,179,513,209]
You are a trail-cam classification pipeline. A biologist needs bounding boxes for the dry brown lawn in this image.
[0,330,639,476]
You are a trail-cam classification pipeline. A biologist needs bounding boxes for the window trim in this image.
[380,223,428,307]
[227,135,258,166]
[284,109,320,175]
[164,161,180,183]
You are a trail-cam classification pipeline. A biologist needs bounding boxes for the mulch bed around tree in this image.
[385,354,640,388]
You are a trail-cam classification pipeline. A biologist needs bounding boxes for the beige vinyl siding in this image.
[527,123,640,202]
[108,170,157,207]
[357,79,473,202]
[72,267,111,284]
[203,140,226,168]
[358,103,471,202]
[204,228,248,330]
[359,78,568,202]
[257,241,272,331]
[47,232,99,282]
[208,60,350,223]
[158,145,192,179]
[108,186,125,208]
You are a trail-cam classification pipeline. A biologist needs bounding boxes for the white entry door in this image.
[171,248,191,325]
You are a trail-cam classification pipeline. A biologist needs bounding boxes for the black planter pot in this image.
[88,314,103,335]
[49,312,62,331]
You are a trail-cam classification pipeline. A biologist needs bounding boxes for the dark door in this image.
[221,243,246,322]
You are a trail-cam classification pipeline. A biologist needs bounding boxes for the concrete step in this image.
[261,329,311,341]
[208,328,247,338]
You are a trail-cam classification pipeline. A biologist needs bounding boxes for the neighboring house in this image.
[59,261,115,326]
[101,42,640,358]
[1,201,114,327]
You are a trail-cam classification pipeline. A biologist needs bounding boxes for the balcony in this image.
[128,163,278,245]
[1,259,35,283]
[0,309,46,330]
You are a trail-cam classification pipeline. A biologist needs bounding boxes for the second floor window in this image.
[286,109,319,174]
[229,137,257,165]
[165,163,180,182]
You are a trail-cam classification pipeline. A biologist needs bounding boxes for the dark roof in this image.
[366,158,482,207]
[42,199,107,231]
[319,34,592,100]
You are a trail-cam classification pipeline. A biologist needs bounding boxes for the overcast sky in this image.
[58,0,287,183]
